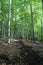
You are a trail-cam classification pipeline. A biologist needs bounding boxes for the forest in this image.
[0,0,43,43]
[0,0,43,65]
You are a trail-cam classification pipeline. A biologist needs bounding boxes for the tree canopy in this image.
[0,0,43,43]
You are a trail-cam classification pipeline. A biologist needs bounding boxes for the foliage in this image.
[0,0,43,42]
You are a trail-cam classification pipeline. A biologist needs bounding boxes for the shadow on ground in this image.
[0,40,43,65]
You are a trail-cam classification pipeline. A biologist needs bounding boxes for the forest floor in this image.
[0,39,43,65]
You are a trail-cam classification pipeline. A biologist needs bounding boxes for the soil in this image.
[0,39,43,65]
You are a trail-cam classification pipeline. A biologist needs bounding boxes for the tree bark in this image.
[30,3,35,42]
[8,0,12,43]
[41,0,43,41]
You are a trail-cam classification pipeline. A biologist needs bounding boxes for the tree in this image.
[30,3,35,42]
[41,0,43,41]
[8,0,12,43]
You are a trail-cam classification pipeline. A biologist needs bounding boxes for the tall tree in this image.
[0,0,5,40]
[30,3,35,42]
[8,0,12,43]
[0,1,2,40]
[41,0,43,41]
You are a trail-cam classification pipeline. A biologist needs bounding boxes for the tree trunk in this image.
[41,20,42,41]
[30,3,35,42]
[41,0,43,42]
[0,0,5,41]
[8,0,12,43]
